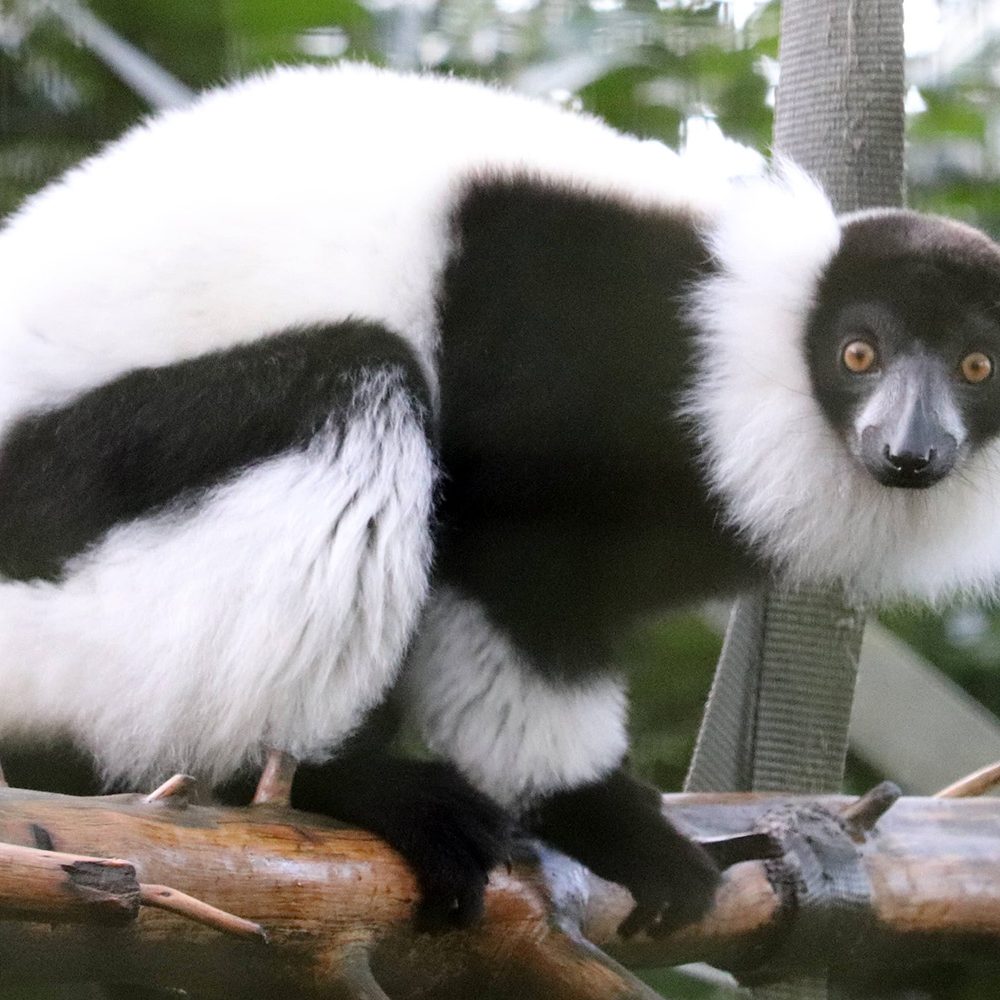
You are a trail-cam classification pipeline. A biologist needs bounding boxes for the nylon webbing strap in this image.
[687,590,864,795]
[686,591,765,792]
[748,803,875,989]
[749,592,864,793]
[686,589,865,1000]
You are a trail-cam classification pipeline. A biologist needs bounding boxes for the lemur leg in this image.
[0,321,431,583]
[0,322,436,791]
[0,324,516,927]
[403,588,720,936]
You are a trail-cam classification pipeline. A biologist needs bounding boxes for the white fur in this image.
[0,373,434,785]
[404,589,629,810]
[686,168,1000,604]
[0,62,723,427]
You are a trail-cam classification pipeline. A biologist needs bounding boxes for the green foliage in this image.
[580,61,687,146]
[0,0,378,211]
[909,87,986,141]
[621,613,721,789]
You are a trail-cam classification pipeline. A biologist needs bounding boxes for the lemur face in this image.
[805,211,1000,489]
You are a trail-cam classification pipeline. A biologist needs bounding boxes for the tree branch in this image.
[2,785,999,998]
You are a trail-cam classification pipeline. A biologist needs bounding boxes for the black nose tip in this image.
[862,427,956,489]
[884,444,935,476]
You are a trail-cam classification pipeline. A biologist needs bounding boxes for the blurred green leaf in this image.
[910,87,987,141]
[580,62,686,143]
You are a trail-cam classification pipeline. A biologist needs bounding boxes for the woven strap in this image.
[687,590,864,796]
[686,590,865,1000]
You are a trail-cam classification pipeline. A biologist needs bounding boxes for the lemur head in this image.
[805,210,1000,491]
[687,176,1000,601]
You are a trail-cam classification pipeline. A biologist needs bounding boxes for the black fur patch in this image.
[436,177,758,675]
[292,740,513,931]
[527,766,720,936]
[0,736,103,796]
[0,321,431,581]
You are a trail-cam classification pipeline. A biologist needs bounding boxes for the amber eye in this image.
[961,352,993,384]
[842,340,878,374]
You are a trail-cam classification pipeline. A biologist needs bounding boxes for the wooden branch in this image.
[252,749,298,806]
[138,884,267,940]
[935,760,1000,799]
[143,773,196,805]
[0,839,265,939]
[2,786,1000,998]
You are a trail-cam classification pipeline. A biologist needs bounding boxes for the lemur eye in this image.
[961,351,993,384]
[842,340,878,374]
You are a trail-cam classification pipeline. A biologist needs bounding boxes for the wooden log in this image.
[1,786,999,998]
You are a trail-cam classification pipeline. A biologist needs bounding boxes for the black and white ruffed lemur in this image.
[3,63,1000,932]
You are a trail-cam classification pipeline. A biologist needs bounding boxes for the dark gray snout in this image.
[860,424,957,487]
[855,358,961,489]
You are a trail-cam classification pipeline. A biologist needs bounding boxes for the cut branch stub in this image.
[335,948,393,1000]
[841,781,901,836]
[139,884,267,941]
[144,773,196,806]
[0,840,140,925]
[252,749,298,806]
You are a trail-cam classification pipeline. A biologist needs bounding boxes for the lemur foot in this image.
[291,754,513,931]
[527,766,723,938]
[394,765,514,932]
[616,829,783,936]
[615,829,722,938]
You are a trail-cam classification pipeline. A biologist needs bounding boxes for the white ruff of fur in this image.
[0,373,435,786]
[404,589,629,810]
[686,166,1000,604]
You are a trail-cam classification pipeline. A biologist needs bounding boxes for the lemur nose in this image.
[884,444,934,475]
